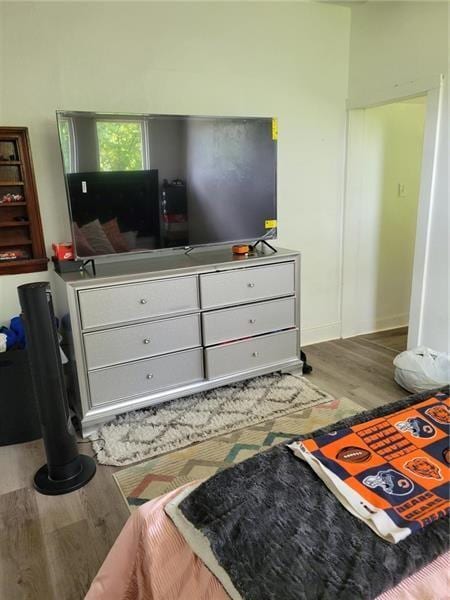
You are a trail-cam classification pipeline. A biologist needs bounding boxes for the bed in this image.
[85,483,449,600]
[86,388,450,600]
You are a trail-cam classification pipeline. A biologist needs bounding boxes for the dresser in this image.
[54,247,302,436]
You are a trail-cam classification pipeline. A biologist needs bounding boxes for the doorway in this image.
[341,95,427,342]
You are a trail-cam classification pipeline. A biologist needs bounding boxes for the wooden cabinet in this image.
[0,127,47,275]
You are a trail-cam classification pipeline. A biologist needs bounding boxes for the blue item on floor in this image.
[10,315,26,349]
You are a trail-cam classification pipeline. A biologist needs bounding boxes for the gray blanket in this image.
[179,387,450,600]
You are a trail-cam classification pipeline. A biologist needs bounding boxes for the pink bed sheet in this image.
[86,483,449,600]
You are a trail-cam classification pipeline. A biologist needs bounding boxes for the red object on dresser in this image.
[52,242,74,261]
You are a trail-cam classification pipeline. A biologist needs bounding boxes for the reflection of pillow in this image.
[81,219,115,255]
[102,218,130,253]
[122,230,138,249]
[73,222,95,257]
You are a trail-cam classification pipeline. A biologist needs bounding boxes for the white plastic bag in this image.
[393,346,450,393]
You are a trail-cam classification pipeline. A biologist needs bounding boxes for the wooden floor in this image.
[0,328,408,600]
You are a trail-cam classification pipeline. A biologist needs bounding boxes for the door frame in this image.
[340,74,445,345]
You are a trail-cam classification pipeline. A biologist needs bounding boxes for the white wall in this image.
[342,100,426,337]
[348,1,449,353]
[0,1,351,345]
[348,1,448,106]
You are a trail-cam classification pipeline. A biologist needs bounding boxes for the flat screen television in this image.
[56,111,277,258]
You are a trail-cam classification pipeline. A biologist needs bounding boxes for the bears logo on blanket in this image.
[396,416,436,439]
[426,404,450,424]
[363,469,414,496]
[443,448,450,464]
[405,457,443,480]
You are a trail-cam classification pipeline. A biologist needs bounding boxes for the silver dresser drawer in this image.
[205,329,298,380]
[88,348,203,407]
[202,297,295,346]
[84,314,201,370]
[200,262,295,309]
[78,276,199,329]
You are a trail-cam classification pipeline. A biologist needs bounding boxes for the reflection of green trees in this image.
[58,119,71,172]
[96,122,143,171]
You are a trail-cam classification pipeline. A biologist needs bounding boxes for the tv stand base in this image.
[250,239,277,253]
[81,259,96,276]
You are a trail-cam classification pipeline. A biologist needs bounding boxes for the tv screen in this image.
[56,111,277,258]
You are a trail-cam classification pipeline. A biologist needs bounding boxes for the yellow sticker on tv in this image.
[265,219,277,229]
[272,118,278,141]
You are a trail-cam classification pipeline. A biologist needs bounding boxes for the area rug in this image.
[93,372,332,466]
[114,395,365,511]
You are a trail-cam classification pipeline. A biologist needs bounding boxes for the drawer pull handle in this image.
[139,298,148,305]
[252,351,259,357]
[249,319,256,324]
[143,338,151,345]
[146,373,154,380]
[247,283,255,288]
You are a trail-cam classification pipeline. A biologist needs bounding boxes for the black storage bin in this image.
[0,348,41,445]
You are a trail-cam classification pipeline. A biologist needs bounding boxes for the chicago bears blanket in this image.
[288,390,450,543]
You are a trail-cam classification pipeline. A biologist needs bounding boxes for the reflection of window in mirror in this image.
[96,120,147,172]
[58,117,77,173]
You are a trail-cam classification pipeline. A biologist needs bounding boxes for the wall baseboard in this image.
[375,313,409,332]
[342,313,409,339]
[301,322,341,347]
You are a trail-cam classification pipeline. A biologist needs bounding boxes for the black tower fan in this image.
[18,282,96,495]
